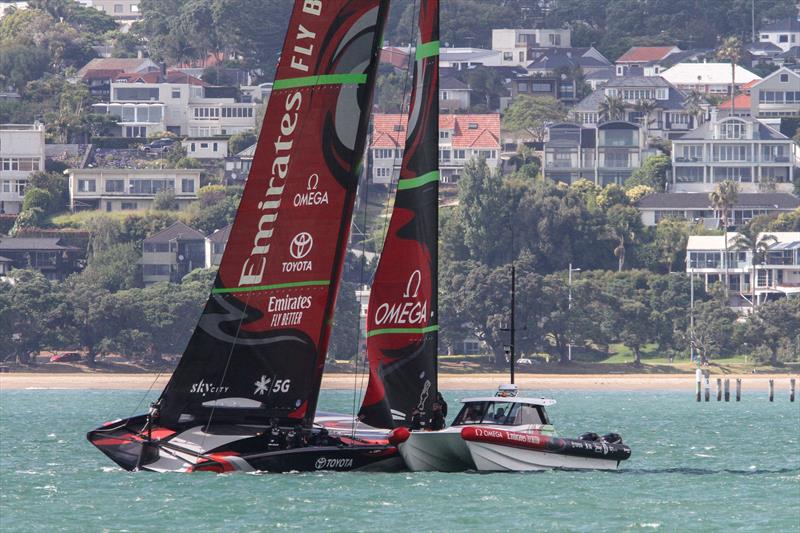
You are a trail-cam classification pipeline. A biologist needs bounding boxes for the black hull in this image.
[88,415,404,473]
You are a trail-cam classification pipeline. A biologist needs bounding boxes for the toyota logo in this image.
[290,232,313,259]
[314,457,327,469]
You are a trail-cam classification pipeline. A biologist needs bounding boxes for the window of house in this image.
[190,143,196,152]
[1,180,10,193]
[375,149,393,159]
[143,243,170,253]
[531,83,552,92]
[454,149,466,159]
[478,150,495,159]
[213,142,218,152]
[105,179,125,193]
[714,144,749,162]
[503,52,513,61]
[440,91,449,100]
[125,126,147,138]
[121,201,138,210]
[131,4,139,12]
[182,178,195,193]
[779,34,788,43]
[468,123,479,129]
[439,130,450,139]
[200,143,209,149]
[549,34,561,46]
[439,149,451,161]
[13,180,26,195]
[675,167,703,182]
[719,120,745,139]
[114,4,124,13]
[689,251,721,269]
[172,88,181,99]
[375,167,391,178]
[780,73,789,82]
[519,51,525,62]
[78,179,96,192]
[517,82,528,93]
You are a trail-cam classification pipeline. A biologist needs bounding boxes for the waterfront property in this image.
[637,192,800,228]
[0,237,82,281]
[67,168,200,212]
[141,221,206,285]
[0,123,45,215]
[686,232,800,310]
[670,113,797,193]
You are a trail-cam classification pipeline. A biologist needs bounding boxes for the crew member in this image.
[266,418,284,452]
[313,428,331,446]
[429,402,445,431]
[409,408,426,430]
[285,424,305,449]
[436,392,448,418]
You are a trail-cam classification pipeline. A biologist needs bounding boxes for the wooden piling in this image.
[724,379,730,402]
[704,375,710,402]
[768,379,774,402]
[736,378,741,401]
[695,368,701,402]
[716,378,722,401]
[790,378,796,402]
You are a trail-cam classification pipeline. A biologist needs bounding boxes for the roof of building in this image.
[616,46,679,64]
[0,238,79,251]
[675,116,787,141]
[638,193,800,210]
[77,58,156,78]
[659,49,713,68]
[718,94,752,109]
[380,46,411,69]
[751,66,800,88]
[208,224,232,243]
[687,232,800,251]
[778,46,800,59]
[236,143,257,158]
[746,41,784,53]
[440,48,500,62]
[760,18,800,33]
[113,70,206,86]
[604,75,671,88]
[585,67,616,80]
[661,63,762,86]
[371,114,500,149]
[573,77,687,112]
[143,221,206,244]
[441,76,469,90]
[0,255,12,263]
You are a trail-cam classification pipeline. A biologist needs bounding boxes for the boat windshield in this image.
[452,401,548,426]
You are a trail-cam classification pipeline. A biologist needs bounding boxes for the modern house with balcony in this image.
[67,168,200,212]
[571,76,698,140]
[544,121,647,186]
[141,221,207,285]
[492,28,572,67]
[508,75,579,104]
[370,113,500,185]
[670,113,796,193]
[686,232,800,310]
[748,67,800,119]
[0,237,82,281]
[637,192,800,228]
[0,123,45,215]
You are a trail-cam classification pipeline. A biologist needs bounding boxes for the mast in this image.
[360,0,439,429]
[154,0,390,429]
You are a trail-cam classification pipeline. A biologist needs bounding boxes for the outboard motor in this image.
[601,433,623,444]
[579,432,600,442]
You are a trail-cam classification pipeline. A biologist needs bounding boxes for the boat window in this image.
[456,402,487,424]
[482,402,514,424]
[506,403,545,425]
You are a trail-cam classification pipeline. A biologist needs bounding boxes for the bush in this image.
[21,188,54,214]
[91,137,143,149]
[152,189,179,210]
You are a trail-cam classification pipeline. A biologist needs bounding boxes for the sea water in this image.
[1,388,798,532]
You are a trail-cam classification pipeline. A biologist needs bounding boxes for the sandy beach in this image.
[1,372,795,392]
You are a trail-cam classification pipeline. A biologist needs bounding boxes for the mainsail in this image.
[360,0,439,429]
[157,0,390,429]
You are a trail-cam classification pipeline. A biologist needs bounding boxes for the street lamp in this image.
[568,263,581,361]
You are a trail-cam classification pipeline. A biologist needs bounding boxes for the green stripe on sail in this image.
[273,73,368,90]
[415,40,440,60]
[397,171,439,190]
[367,325,439,338]
[212,280,330,294]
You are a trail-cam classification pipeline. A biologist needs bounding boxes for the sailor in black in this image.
[436,392,448,417]
[266,419,284,452]
[285,425,305,449]
[409,408,427,430]
[429,401,445,431]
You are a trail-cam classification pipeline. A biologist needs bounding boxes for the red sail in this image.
[360,0,439,429]
[157,0,390,428]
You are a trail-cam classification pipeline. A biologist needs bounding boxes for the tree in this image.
[743,298,800,366]
[616,298,653,366]
[683,90,706,127]
[596,184,629,210]
[81,242,141,292]
[709,180,739,295]
[625,185,655,203]
[328,281,360,359]
[654,218,690,273]
[634,99,658,141]
[0,44,51,91]
[227,130,257,155]
[606,204,642,271]
[691,295,739,361]
[502,95,567,143]
[1,269,61,364]
[598,95,626,122]
[626,154,671,191]
[731,223,776,312]
[717,36,743,114]
[152,189,179,210]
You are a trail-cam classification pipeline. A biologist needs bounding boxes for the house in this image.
[660,63,762,95]
[141,222,207,285]
[492,29,572,67]
[67,168,201,212]
[380,46,412,70]
[181,137,229,160]
[439,48,503,70]
[224,143,256,185]
[91,74,256,138]
[670,113,796,193]
[544,121,647,187]
[509,75,578,104]
[570,76,698,140]
[748,67,800,119]
[439,76,471,112]
[718,93,752,117]
[759,18,800,52]
[745,42,785,67]
[369,114,500,185]
[84,0,141,22]
[0,237,81,280]
[0,123,45,215]
[637,192,800,228]
[205,224,231,268]
[525,47,611,76]
[76,58,159,99]
[615,46,682,76]
[686,232,800,310]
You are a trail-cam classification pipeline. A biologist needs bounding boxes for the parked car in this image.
[516,358,538,366]
[141,138,175,152]
[50,352,81,363]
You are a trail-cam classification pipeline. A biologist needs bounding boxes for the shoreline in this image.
[1,372,796,392]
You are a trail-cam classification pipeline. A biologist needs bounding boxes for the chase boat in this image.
[390,385,631,472]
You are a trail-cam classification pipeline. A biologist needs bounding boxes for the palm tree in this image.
[683,90,706,127]
[717,37,743,115]
[598,95,626,122]
[634,99,658,143]
[732,225,777,312]
[709,180,740,297]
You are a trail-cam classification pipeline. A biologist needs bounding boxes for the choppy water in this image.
[1,388,798,532]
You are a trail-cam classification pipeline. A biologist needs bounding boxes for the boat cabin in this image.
[451,396,555,427]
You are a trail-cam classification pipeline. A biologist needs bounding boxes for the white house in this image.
[748,67,800,119]
[181,137,229,160]
[440,76,471,111]
[67,168,200,212]
[637,192,800,228]
[0,123,45,215]
[492,28,571,66]
[758,18,800,52]
[439,48,503,70]
[661,63,762,95]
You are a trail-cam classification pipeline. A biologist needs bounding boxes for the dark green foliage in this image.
[152,189,179,211]
[0,44,51,92]
[328,281,360,359]
[82,242,141,292]
[228,131,257,155]
[626,155,672,192]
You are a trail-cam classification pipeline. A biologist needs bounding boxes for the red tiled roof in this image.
[371,114,500,149]
[740,79,759,91]
[113,70,207,86]
[78,58,154,77]
[616,46,678,63]
[381,47,411,69]
[719,94,751,109]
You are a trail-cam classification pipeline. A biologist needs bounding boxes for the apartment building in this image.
[492,28,571,67]
[543,121,646,186]
[141,221,206,285]
[670,114,796,193]
[370,114,500,185]
[67,168,200,212]
[0,123,45,215]
[687,232,800,310]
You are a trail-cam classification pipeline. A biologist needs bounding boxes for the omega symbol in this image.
[307,173,319,190]
[290,232,313,259]
[403,270,422,298]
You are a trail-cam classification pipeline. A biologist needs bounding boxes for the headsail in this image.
[156,0,390,429]
[360,0,439,429]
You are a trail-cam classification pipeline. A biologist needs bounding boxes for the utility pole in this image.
[567,263,580,361]
[751,0,756,43]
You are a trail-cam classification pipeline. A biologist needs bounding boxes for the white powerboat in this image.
[390,385,631,472]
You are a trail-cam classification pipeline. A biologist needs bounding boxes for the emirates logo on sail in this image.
[373,270,428,326]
